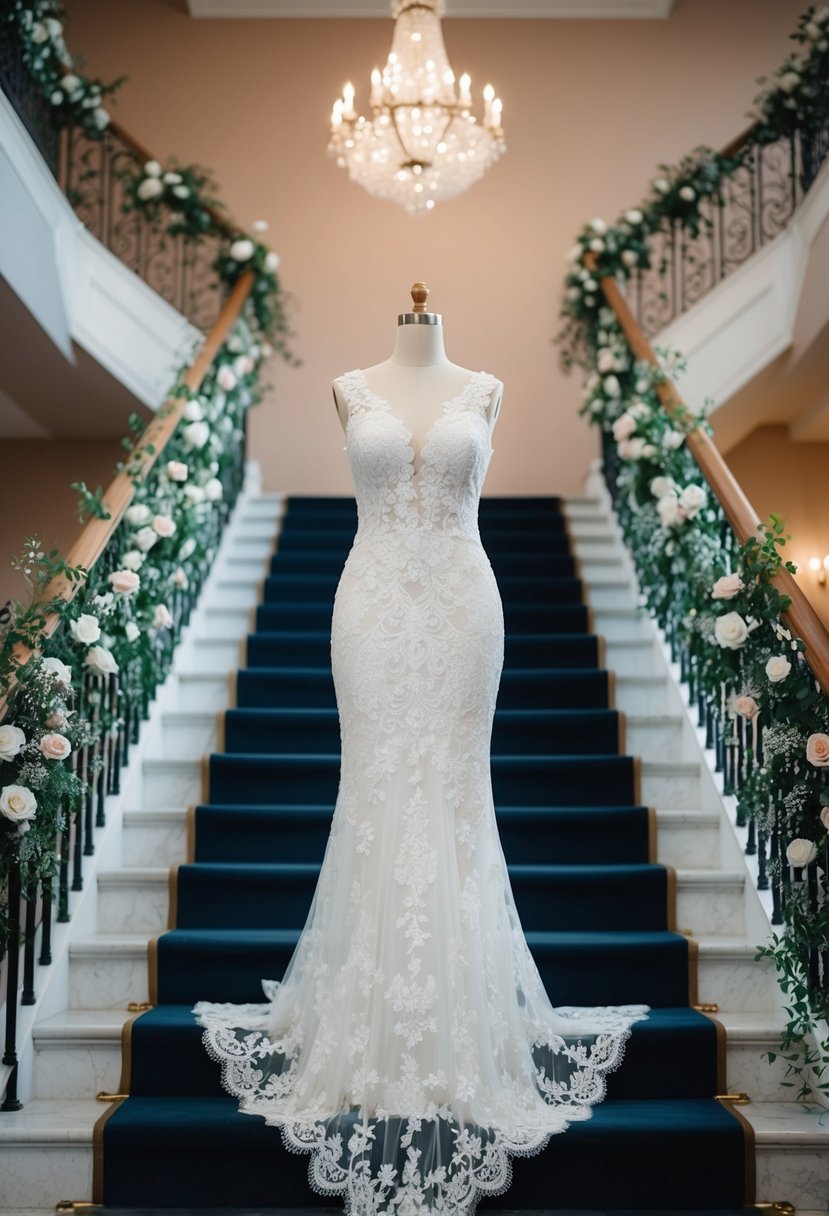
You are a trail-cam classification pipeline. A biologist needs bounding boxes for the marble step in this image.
[578,573,637,609]
[625,713,693,762]
[3,1098,826,1212]
[31,1006,787,1107]
[120,805,724,871]
[614,674,680,715]
[200,605,255,639]
[604,637,661,675]
[174,672,234,712]
[177,637,245,674]
[641,761,702,811]
[157,711,220,758]
[66,930,776,1013]
[208,577,266,609]
[591,605,653,640]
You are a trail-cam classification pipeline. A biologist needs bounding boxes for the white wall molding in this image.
[0,89,203,419]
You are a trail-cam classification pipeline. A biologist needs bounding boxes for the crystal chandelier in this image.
[328,0,505,215]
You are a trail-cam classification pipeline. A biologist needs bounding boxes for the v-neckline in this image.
[346,368,490,475]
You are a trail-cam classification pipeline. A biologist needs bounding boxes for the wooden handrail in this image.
[591,259,829,695]
[0,267,255,712]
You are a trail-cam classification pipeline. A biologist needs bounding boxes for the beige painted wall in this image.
[726,426,829,631]
[59,0,806,500]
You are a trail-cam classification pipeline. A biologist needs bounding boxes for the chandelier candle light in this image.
[328,0,505,214]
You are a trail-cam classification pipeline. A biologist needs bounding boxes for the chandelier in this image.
[328,0,505,215]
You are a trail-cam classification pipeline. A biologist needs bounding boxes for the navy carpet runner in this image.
[96,496,755,1211]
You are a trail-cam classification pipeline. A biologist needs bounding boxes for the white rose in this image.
[252,219,269,232]
[183,399,204,422]
[217,366,237,392]
[134,526,159,552]
[590,217,607,234]
[144,160,162,176]
[597,349,615,374]
[617,437,646,460]
[179,538,197,561]
[641,444,658,458]
[679,484,706,517]
[62,73,81,94]
[163,171,183,184]
[233,354,255,377]
[172,567,189,589]
[611,412,636,441]
[565,286,581,302]
[628,401,650,420]
[603,375,621,398]
[40,733,71,761]
[126,503,151,526]
[229,238,255,261]
[0,725,26,762]
[650,476,674,498]
[711,573,743,600]
[679,185,696,202]
[663,428,685,450]
[625,209,643,224]
[137,177,164,201]
[182,421,210,450]
[50,89,64,104]
[657,493,682,528]
[93,108,110,130]
[714,612,749,650]
[589,237,605,253]
[152,514,176,538]
[653,177,670,194]
[0,785,37,827]
[765,656,792,683]
[45,16,63,36]
[203,478,223,502]
[805,21,821,40]
[125,621,140,643]
[786,838,818,866]
[40,656,72,687]
[779,70,801,93]
[69,613,101,645]
[620,249,639,267]
[153,604,173,630]
[184,484,205,506]
[31,22,49,43]
[264,250,280,272]
[84,646,119,677]
[166,461,189,482]
[122,549,144,571]
[172,185,190,199]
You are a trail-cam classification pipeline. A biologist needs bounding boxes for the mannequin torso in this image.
[333,318,503,476]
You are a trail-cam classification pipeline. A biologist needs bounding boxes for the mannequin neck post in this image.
[392,320,449,367]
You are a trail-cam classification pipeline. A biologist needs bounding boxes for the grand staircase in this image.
[3,488,827,1213]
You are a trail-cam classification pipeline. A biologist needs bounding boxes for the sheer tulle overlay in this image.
[194,368,650,1214]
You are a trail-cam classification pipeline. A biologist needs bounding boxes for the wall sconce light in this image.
[807,555,829,586]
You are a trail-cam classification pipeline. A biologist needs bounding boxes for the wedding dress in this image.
[193,367,650,1215]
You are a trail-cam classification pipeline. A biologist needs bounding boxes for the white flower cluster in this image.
[17,5,111,132]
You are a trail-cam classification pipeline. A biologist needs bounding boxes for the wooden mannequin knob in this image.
[411,282,430,313]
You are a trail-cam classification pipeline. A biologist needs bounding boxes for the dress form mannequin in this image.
[333,283,503,473]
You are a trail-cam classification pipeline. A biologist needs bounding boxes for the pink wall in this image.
[56,0,806,500]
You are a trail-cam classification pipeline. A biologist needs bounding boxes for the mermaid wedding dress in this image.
[194,367,650,1214]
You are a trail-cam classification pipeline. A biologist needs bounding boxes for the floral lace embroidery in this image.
[193,366,650,1215]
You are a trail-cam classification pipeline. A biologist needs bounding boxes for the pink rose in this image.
[152,514,176,538]
[712,573,743,600]
[166,461,188,482]
[612,413,636,442]
[40,733,72,761]
[806,733,829,767]
[820,806,829,832]
[110,569,140,595]
[733,695,759,719]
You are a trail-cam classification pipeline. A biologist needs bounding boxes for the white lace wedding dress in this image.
[194,367,650,1214]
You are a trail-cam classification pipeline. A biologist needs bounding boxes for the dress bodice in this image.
[335,368,499,542]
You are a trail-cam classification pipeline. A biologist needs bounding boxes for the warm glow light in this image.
[327,0,505,214]
[809,557,822,572]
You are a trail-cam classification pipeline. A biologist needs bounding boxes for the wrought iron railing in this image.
[628,117,829,337]
[0,0,59,173]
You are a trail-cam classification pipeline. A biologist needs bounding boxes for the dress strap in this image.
[334,369,388,419]
[444,371,499,420]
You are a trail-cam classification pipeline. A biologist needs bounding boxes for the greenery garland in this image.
[559,5,829,1105]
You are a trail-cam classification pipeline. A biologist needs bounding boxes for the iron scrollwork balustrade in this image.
[0,446,248,1112]
[630,122,829,338]
[0,0,60,174]
[61,124,226,332]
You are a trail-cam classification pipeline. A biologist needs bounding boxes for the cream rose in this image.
[264,250,280,272]
[766,656,791,683]
[611,412,636,441]
[650,476,674,499]
[183,399,204,422]
[625,208,644,225]
[122,550,144,572]
[786,838,818,866]
[217,366,237,392]
[110,568,140,595]
[152,514,176,538]
[183,421,210,450]
[137,176,164,201]
[40,733,71,761]
[603,374,621,398]
[126,503,151,526]
[125,621,140,643]
[203,478,223,502]
[0,725,26,762]
[229,238,255,261]
[134,526,159,553]
[84,646,119,677]
[184,484,206,506]
[172,567,189,590]
[679,185,696,201]
[714,612,749,649]
[153,604,174,630]
[617,437,646,460]
[820,806,829,832]
[657,493,683,528]
[806,732,829,767]
[40,656,72,686]
[679,484,706,517]
[620,249,639,268]
[69,613,101,645]
[711,573,743,600]
[166,460,188,482]
[0,784,37,827]
[732,695,759,719]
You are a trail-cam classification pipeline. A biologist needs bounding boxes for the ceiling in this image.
[186,0,675,18]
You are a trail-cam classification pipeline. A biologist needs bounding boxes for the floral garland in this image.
[0,316,266,951]
[7,0,124,139]
[559,4,829,371]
